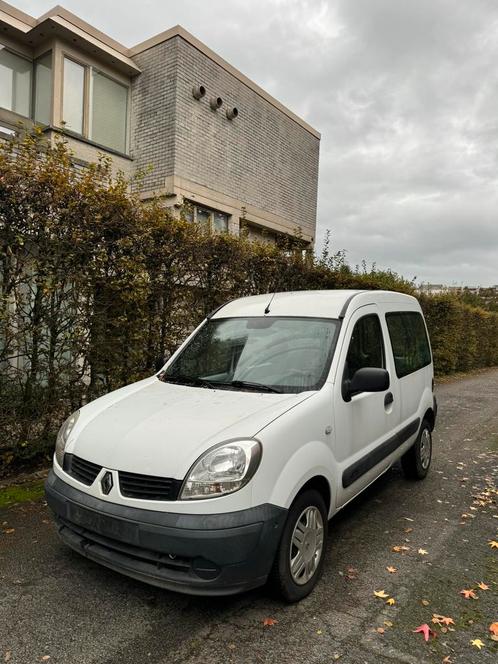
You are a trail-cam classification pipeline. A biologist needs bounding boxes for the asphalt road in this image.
[1,369,497,664]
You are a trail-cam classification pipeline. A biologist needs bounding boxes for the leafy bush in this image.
[1,132,496,473]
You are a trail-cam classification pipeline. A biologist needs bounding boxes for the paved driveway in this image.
[1,369,497,664]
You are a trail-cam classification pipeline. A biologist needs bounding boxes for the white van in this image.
[46,290,437,601]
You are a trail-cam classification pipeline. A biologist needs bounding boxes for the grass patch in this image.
[0,479,45,508]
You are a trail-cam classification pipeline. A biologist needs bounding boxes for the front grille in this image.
[63,454,102,486]
[119,470,182,501]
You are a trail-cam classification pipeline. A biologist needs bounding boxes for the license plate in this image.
[69,504,137,542]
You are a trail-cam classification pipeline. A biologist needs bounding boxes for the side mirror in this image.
[344,367,390,402]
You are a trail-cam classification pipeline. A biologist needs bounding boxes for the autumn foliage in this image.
[1,131,497,473]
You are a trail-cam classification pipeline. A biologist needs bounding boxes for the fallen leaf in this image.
[386,598,396,606]
[263,618,278,626]
[460,588,478,600]
[3,529,14,535]
[489,622,498,636]
[470,639,484,650]
[477,582,489,591]
[413,624,436,641]
[442,657,453,663]
[404,527,413,533]
[392,545,410,553]
[432,614,454,626]
[488,540,498,549]
[374,590,389,599]
[4,652,11,663]
[376,627,385,634]
[384,620,393,628]
[418,548,428,555]
[386,566,398,574]
[227,644,236,650]
[316,629,322,635]
[421,599,430,606]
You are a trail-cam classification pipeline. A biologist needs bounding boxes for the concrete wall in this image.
[131,36,320,240]
[130,39,178,193]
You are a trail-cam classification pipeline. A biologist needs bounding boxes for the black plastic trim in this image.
[338,291,366,319]
[45,471,287,596]
[342,418,420,488]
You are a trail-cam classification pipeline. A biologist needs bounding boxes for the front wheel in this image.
[401,419,432,480]
[269,489,328,602]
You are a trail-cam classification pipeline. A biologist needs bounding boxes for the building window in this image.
[62,57,85,134]
[33,52,52,125]
[90,69,128,153]
[62,56,129,153]
[0,45,31,117]
[184,202,229,233]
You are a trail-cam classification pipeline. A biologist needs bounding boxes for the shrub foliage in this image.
[1,133,497,472]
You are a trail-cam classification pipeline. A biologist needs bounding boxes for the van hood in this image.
[68,377,313,479]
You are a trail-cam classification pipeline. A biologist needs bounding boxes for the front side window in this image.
[386,312,431,378]
[34,51,52,125]
[90,69,128,153]
[62,57,85,134]
[343,314,385,385]
[162,317,340,394]
[0,46,31,116]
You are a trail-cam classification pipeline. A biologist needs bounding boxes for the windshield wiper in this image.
[160,374,216,389]
[227,380,283,393]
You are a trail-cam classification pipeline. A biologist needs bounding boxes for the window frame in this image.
[32,50,54,126]
[385,311,432,379]
[60,53,130,155]
[184,201,230,234]
[0,43,33,117]
[341,313,386,401]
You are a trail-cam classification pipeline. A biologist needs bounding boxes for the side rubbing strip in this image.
[342,418,420,489]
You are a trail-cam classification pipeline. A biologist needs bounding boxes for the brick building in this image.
[0,1,320,244]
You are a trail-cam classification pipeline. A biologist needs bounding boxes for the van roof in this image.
[210,290,419,320]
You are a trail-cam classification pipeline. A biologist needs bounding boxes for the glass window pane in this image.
[196,207,211,229]
[0,46,31,116]
[386,312,431,378]
[90,70,128,152]
[34,52,52,125]
[63,58,85,134]
[343,314,384,383]
[164,317,340,393]
[213,211,229,233]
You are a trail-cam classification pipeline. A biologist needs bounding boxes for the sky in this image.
[15,0,498,286]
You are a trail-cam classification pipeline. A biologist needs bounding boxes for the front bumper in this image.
[45,471,286,596]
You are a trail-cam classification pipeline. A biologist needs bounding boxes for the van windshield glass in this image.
[161,317,340,394]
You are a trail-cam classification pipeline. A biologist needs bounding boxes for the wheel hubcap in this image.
[419,428,432,469]
[289,506,324,585]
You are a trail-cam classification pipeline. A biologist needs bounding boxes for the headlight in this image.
[55,410,80,466]
[180,439,262,500]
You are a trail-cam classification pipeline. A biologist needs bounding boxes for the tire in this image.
[269,489,328,602]
[401,418,432,480]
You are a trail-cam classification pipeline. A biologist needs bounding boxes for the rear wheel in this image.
[269,489,328,602]
[401,419,432,480]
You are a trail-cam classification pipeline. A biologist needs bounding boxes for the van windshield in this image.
[161,317,340,394]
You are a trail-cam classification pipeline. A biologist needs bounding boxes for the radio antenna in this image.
[264,291,276,314]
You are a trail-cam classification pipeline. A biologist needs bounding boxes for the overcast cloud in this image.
[17,0,498,285]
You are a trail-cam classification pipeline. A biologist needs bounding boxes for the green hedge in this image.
[1,132,497,473]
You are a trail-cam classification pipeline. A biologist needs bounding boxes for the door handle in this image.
[384,392,394,407]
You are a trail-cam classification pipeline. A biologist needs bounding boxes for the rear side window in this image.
[385,312,431,378]
[343,314,385,384]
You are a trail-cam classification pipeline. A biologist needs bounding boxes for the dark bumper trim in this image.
[45,471,286,596]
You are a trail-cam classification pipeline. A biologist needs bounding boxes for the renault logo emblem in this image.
[101,471,113,495]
